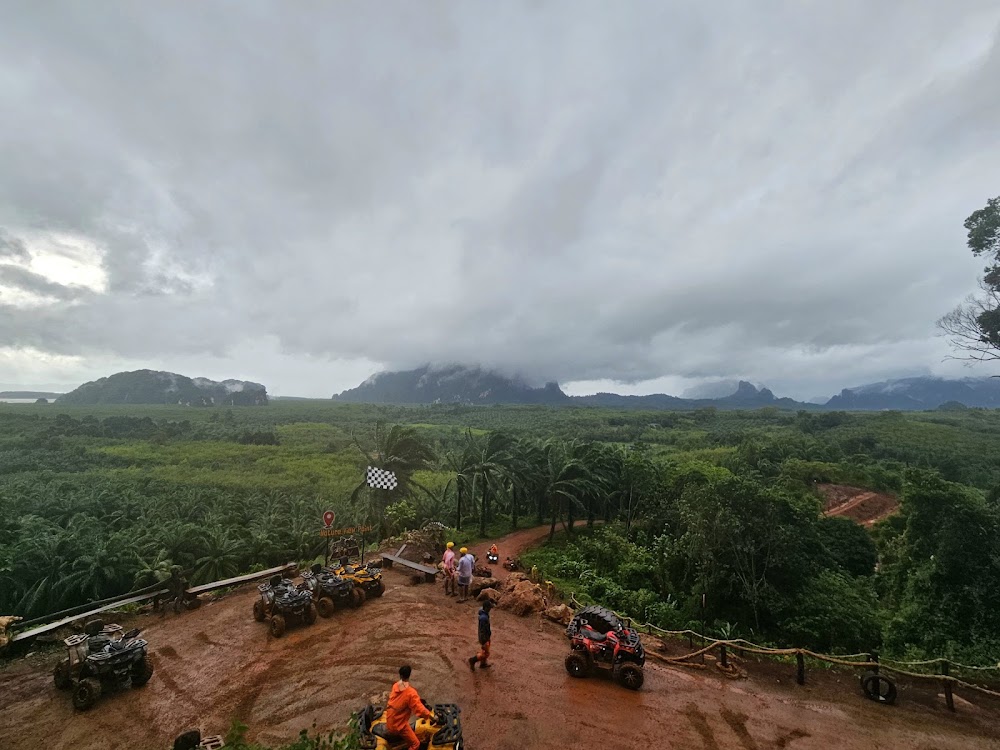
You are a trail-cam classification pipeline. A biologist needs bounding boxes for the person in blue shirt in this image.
[456,547,474,602]
[468,599,493,670]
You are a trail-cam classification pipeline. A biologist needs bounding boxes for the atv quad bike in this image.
[253,575,317,637]
[301,563,364,616]
[487,550,499,565]
[53,619,154,710]
[332,556,386,599]
[358,700,463,750]
[564,605,645,690]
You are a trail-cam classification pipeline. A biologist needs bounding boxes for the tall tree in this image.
[938,195,1000,363]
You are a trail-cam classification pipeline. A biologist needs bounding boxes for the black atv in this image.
[53,620,154,710]
[253,575,317,637]
[565,605,646,690]
[301,563,364,616]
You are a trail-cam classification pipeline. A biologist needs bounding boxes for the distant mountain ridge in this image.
[333,365,569,405]
[334,366,1000,411]
[826,376,1000,410]
[58,370,269,406]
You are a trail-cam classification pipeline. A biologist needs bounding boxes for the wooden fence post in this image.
[941,659,955,712]
[720,644,728,669]
[796,651,805,685]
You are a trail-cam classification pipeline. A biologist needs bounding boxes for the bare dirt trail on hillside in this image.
[2,523,998,750]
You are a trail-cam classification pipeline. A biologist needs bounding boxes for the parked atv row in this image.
[253,559,385,637]
[53,620,154,710]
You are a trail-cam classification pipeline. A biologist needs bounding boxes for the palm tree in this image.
[442,444,476,530]
[349,422,437,535]
[464,431,514,536]
[536,439,597,542]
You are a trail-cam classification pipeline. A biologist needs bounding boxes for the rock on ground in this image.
[469,577,499,597]
[542,605,573,625]
[498,579,547,616]
[477,589,501,605]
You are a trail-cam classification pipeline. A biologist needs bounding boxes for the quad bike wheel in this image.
[72,677,102,710]
[615,663,644,690]
[132,655,155,687]
[53,659,72,690]
[373,580,386,597]
[350,588,365,608]
[303,603,318,625]
[317,597,335,618]
[253,599,267,622]
[565,652,590,678]
[861,672,897,705]
[270,614,286,638]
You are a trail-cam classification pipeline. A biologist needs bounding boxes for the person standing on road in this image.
[385,664,434,750]
[468,599,493,670]
[442,541,457,597]
[456,547,474,602]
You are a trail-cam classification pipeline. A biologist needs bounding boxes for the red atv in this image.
[564,605,645,690]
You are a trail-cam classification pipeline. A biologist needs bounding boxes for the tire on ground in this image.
[350,588,365,608]
[304,603,318,625]
[72,677,102,710]
[132,655,155,687]
[861,673,897,705]
[270,614,286,638]
[253,599,267,622]
[53,659,72,690]
[615,662,644,690]
[317,597,335,618]
[374,580,386,597]
[565,652,590,678]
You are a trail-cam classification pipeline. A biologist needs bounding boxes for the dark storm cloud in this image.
[1,1,999,396]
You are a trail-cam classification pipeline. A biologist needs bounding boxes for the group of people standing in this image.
[441,540,493,671]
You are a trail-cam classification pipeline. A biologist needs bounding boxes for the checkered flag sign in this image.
[366,465,398,491]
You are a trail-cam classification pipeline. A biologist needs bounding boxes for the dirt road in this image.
[1,524,997,750]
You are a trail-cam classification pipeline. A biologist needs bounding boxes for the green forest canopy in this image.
[2,400,1000,663]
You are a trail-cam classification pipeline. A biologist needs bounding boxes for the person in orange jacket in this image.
[385,664,434,750]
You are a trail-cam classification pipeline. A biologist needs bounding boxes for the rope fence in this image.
[566,593,1000,710]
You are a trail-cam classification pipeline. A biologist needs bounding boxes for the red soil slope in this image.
[818,484,900,527]
[1,525,996,750]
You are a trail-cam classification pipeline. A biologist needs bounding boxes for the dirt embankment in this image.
[2,524,997,750]
[818,484,899,527]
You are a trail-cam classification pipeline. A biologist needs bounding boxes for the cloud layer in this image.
[1,2,999,398]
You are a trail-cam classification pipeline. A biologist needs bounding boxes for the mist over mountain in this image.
[58,370,269,406]
[334,366,1000,412]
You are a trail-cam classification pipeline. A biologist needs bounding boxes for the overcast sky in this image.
[1,2,999,400]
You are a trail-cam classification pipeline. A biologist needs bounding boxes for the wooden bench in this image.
[380,553,439,583]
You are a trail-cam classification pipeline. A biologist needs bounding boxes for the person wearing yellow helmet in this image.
[442,541,457,597]
[456,547,474,602]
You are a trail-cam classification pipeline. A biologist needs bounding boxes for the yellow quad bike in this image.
[358,701,463,750]
[332,556,386,600]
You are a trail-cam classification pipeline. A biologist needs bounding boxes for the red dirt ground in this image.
[1,525,997,750]
[818,484,900,527]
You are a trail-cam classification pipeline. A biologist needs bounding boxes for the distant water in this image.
[0,399,45,404]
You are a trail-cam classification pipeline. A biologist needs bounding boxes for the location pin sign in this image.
[323,510,335,528]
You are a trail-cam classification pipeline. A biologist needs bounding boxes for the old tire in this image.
[132,655,154,687]
[350,588,365,608]
[173,730,202,750]
[53,659,72,690]
[616,663,644,690]
[571,605,620,634]
[304,603,318,625]
[253,599,267,622]
[185,596,202,610]
[317,597,335,618]
[270,614,286,638]
[72,677,102,710]
[373,580,386,598]
[565,652,590,678]
[861,673,897,705]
